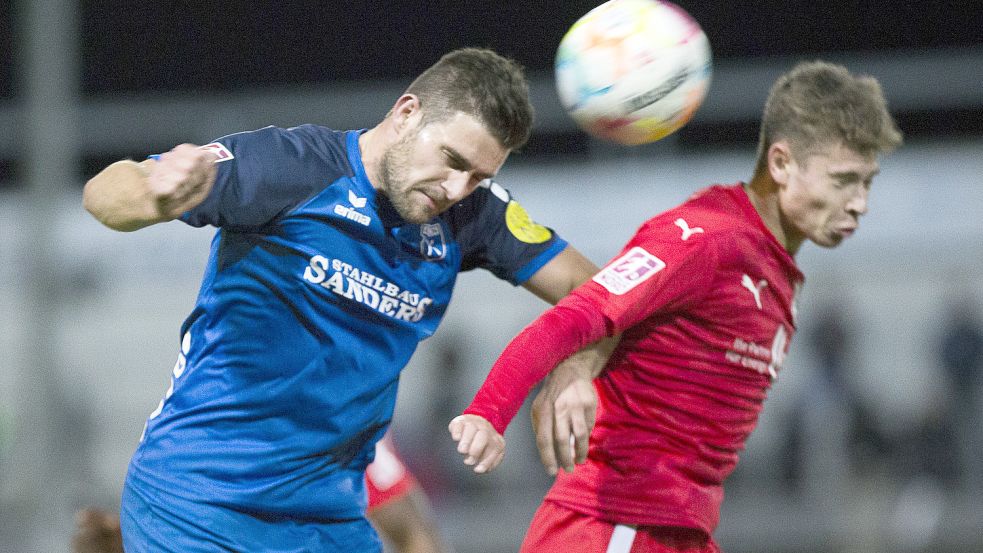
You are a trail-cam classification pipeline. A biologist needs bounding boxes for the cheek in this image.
[807,196,831,212]
[792,178,834,212]
[782,187,829,227]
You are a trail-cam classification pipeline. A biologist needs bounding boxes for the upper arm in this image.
[182,125,345,229]
[521,245,600,305]
[455,181,571,285]
[584,218,719,332]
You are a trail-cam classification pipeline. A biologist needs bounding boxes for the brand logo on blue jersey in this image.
[419,223,446,261]
[334,189,371,226]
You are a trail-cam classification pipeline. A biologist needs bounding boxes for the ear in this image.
[767,141,794,187]
[389,94,423,135]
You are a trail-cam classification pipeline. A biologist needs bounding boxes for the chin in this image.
[402,209,435,225]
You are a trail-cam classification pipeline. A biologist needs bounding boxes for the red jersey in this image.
[465,184,803,534]
[366,434,419,510]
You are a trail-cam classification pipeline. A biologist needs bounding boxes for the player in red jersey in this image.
[449,61,903,552]
[363,434,452,553]
[72,434,451,553]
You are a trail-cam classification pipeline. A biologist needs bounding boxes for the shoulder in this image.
[218,124,349,161]
[666,185,784,267]
[652,185,752,236]
[215,124,356,180]
[627,186,757,265]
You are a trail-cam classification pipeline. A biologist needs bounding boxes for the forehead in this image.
[419,111,509,173]
[802,141,879,176]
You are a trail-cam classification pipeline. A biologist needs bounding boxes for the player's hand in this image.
[147,143,219,220]
[71,508,124,553]
[531,360,598,476]
[448,414,505,474]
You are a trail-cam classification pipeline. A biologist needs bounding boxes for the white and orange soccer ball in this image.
[555,0,712,145]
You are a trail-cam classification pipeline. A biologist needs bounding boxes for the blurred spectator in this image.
[816,304,892,478]
[936,298,983,493]
[783,303,893,501]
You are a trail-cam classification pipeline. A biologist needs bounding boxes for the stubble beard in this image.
[378,133,434,224]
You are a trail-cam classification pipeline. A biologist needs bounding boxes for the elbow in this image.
[82,164,146,232]
[81,178,99,220]
[81,176,122,230]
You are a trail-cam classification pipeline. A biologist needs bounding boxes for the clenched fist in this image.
[448,414,505,474]
[148,143,219,220]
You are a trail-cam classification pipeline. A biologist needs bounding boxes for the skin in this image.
[752,139,879,254]
[362,95,507,225]
[83,92,612,478]
[80,94,505,232]
[71,509,123,553]
[448,137,883,474]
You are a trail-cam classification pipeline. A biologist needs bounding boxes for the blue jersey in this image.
[125,125,567,523]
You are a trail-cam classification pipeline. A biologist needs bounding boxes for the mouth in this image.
[416,189,446,212]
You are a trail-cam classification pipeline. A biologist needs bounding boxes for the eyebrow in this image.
[830,168,880,181]
[443,147,495,181]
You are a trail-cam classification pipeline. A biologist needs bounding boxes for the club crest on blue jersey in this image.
[419,223,447,261]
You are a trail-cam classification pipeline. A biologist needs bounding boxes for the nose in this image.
[846,186,868,216]
[441,170,476,203]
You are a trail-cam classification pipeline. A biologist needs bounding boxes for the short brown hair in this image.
[405,48,534,150]
[754,61,903,173]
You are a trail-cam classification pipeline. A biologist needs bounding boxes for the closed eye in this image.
[443,147,494,182]
[831,169,879,189]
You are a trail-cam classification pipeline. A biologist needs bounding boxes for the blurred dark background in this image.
[2,2,983,553]
[1,1,983,188]
[70,1,983,92]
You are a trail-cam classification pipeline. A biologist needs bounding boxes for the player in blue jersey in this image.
[82,48,607,552]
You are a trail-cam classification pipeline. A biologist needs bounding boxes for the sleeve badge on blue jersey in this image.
[593,246,666,295]
[199,142,235,162]
[505,201,552,244]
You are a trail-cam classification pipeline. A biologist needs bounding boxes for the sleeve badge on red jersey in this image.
[593,246,666,295]
[199,142,235,162]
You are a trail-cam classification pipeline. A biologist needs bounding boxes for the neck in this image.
[744,174,803,255]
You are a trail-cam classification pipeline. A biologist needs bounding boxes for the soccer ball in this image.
[555,0,712,145]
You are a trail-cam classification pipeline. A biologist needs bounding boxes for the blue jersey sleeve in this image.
[451,180,568,285]
[180,125,353,230]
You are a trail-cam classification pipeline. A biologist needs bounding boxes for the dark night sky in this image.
[3,1,981,98]
[1,0,981,185]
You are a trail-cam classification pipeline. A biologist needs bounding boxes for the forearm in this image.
[557,335,619,379]
[83,160,164,232]
[465,300,609,434]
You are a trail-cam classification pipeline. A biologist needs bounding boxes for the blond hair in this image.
[754,61,903,174]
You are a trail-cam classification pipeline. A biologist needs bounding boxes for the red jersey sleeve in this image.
[465,215,718,434]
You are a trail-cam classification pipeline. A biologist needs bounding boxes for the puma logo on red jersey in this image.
[741,274,768,309]
[674,218,704,240]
